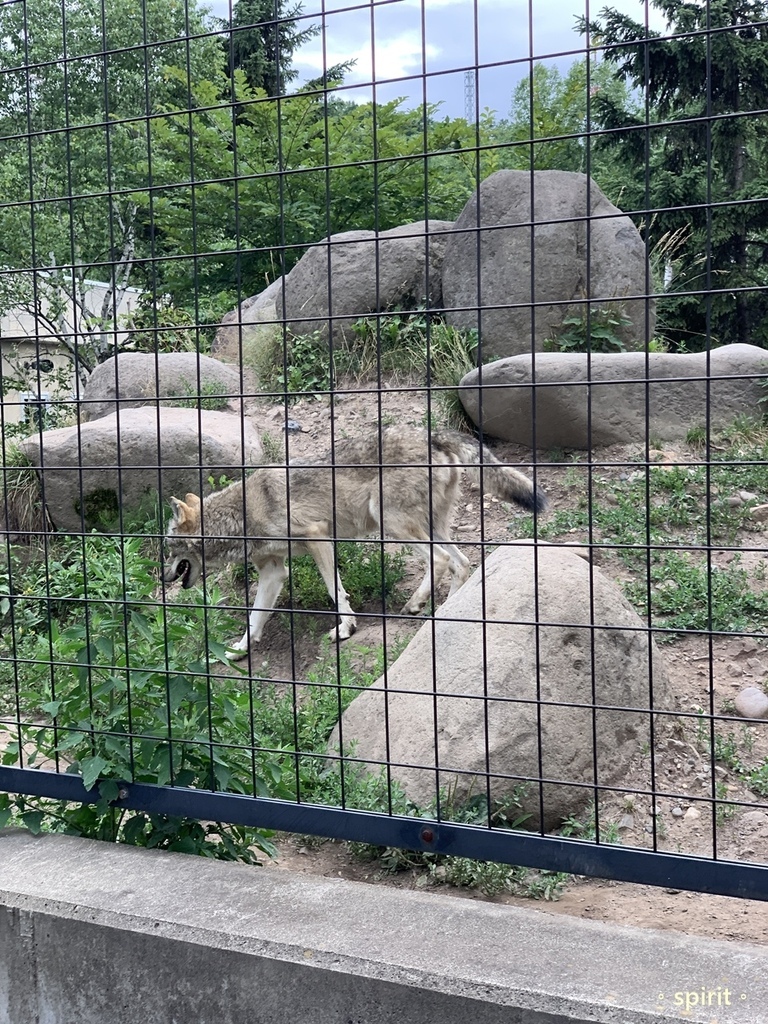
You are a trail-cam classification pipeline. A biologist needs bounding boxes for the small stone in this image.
[728,663,743,677]
[734,686,768,720]
[749,503,768,522]
[684,807,701,821]
[617,814,635,831]
[727,495,744,507]
[671,806,684,818]
[739,490,758,502]
[741,810,768,826]
[285,419,303,433]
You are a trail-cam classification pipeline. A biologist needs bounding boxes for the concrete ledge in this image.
[0,830,765,1024]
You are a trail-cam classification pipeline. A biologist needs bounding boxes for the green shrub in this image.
[544,306,632,354]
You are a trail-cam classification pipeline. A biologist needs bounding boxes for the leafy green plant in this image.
[169,377,230,412]
[125,300,212,355]
[0,444,48,538]
[278,331,332,398]
[544,306,632,354]
[281,542,407,615]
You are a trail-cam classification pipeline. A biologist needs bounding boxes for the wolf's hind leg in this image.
[227,557,288,660]
[401,536,451,616]
[438,538,471,597]
[304,534,357,642]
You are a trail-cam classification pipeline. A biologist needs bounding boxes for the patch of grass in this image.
[260,430,284,463]
[624,552,768,637]
[255,313,483,428]
[281,542,408,614]
[168,377,231,412]
[0,444,48,538]
[347,786,567,900]
[515,432,768,639]
[560,807,622,845]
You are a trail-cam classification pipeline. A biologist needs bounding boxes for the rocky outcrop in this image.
[459,344,768,448]
[213,279,286,364]
[441,169,653,358]
[19,407,262,532]
[212,220,455,364]
[81,352,245,421]
[330,544,670,831]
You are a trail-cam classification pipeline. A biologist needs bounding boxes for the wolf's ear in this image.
[169,495,199,529]
[169,496,186,523]
[184,492,202,510]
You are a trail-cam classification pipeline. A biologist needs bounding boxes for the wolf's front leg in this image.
[227,557,289,661]
[304,535,357,642]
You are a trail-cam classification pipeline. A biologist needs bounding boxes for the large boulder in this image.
[18,407,262,532]
[460,344,768,448]
[81,352,245,422]
[213,279,286,364]
[330,545,671,831]
[213,220,455,361]
[442,169,653,358]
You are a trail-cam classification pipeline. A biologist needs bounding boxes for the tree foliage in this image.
[582,0,768,348]
[0,0,224,377]
[224,0,319,97]
[504,58,639,175]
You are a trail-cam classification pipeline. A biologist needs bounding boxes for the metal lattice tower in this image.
[464,70,476,123]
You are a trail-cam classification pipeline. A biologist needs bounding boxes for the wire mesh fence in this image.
[2,0,768,900]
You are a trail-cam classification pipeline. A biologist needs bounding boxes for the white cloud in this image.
[300,32,439,85]
[207,0,673,115]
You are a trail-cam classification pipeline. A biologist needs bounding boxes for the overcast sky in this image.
[208,0,668,119]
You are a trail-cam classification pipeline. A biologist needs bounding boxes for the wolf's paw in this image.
[328,621,356,643]
[225,638,251,662]
[401,598,426,616]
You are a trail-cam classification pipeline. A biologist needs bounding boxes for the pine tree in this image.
[225,0,319,97]
[582,1,768,348]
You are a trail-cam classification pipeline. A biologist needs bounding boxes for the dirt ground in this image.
[238,384,768,946]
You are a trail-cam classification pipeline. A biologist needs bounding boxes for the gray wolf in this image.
[163,426,546,659]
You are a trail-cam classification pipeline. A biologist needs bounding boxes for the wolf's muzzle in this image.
[164,558,194,588]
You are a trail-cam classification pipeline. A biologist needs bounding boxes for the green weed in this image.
[544,305,632,354]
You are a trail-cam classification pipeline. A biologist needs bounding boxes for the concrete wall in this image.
[0,829,765,1024]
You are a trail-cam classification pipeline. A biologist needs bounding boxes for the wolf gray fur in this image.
[163,426,546,659]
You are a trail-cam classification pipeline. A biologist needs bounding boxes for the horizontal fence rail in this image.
[2,0,768,905]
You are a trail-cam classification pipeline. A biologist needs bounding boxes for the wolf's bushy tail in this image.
[432,430,547,513]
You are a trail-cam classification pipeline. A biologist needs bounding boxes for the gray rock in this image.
[212,279,286,364]
[459,344,768,448]
[19,407,262,533]
[330,545,670,831]
[734,686,768,720]
[214,221,455,365]
[82,353,245,422]
[284,220,454,342]
[442,169,653,358]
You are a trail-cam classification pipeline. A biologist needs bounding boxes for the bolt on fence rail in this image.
[1,0,768,901]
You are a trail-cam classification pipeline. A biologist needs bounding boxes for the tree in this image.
[0,0,225,380]
[582,1,768,348]
[505,58,639,175]
[224,0,319,97]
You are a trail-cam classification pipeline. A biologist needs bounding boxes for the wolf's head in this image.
[164,492,204,589]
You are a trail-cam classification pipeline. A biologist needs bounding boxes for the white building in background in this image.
[0,279,141,428]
